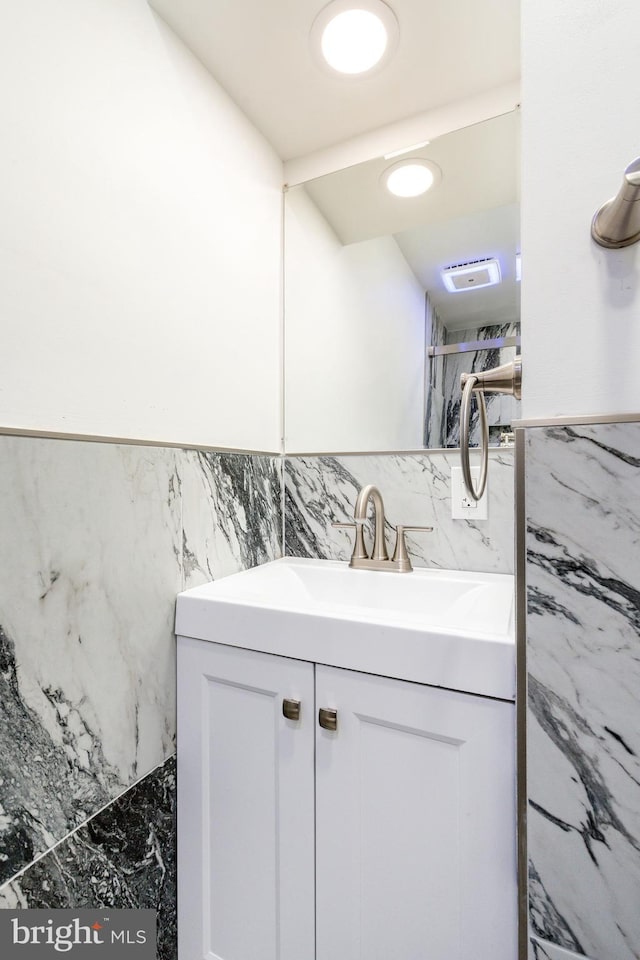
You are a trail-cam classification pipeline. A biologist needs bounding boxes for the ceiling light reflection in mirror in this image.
[383,159,440,198]
[283,110,520,454]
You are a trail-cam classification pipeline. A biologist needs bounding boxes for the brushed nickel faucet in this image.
[355,484,388,561]
[333,484,432,573]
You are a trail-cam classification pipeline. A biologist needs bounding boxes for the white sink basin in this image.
[176,558,515,700]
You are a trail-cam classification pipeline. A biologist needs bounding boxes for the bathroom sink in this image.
[182,557,513,635]
[176,557,515,700]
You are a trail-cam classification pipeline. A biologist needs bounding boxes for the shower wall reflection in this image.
[426,312,521,448]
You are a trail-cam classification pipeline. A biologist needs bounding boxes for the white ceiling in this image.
[295,111,520,331]
[397,203,520,331]
[149,0,520,161]
[304,112,519,244]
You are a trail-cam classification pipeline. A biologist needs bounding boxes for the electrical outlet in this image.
[451,465,488,520]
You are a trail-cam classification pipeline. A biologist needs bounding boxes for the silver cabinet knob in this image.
[282,699,301,721]
[319,707,337,731]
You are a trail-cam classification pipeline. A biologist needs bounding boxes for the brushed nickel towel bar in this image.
[460,357,522,501]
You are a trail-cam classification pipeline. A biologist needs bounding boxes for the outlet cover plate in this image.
[451,465,488,520]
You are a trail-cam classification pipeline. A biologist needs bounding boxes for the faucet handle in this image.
[391,525,433,571]
[331,520,369,561]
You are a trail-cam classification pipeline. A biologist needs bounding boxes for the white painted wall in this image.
[0,0,283,450]
[284,187,426,452]
[521,0,640,419]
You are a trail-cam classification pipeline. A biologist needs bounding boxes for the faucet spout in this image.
[354,484,388,561]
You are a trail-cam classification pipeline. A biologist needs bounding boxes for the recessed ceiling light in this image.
[441,258,502,293]
[311,0,399,77]
[382,159,441,198]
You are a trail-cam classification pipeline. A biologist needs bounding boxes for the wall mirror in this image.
[283,109,520,453]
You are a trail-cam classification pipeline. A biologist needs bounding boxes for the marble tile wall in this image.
[0,437,283,954]
[530,938,594,960]
[0,758,177,960]
[285,449,515,574]
[424,295,447,448]
[526,423,640,960]
[10,421,630,960]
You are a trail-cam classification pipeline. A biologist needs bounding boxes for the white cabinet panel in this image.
[178,641,517,960]
[178,638,315,960]
[315,666,517,960]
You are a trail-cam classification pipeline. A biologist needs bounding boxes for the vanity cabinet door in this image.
[177,637,315,960]
[315,665,516,960]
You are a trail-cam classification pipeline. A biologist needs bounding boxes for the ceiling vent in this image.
[441,257,501,293]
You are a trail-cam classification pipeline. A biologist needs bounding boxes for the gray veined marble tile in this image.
[0,757,176,960]
[527,859,584,954]
[526,423,640,960]
[424,386,445,449]
[0,623,116,885]
[426,295,446,395]
[0,438,283,900]
[178,451,283,589]
[530,937,597,960]
[285,450,514,574]
[0,437,182,884]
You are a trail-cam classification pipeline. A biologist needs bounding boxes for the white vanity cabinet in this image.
[177,637,517,960]
[177,638,316,960]
[314,664,516,960]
